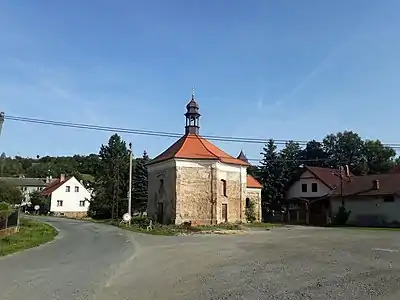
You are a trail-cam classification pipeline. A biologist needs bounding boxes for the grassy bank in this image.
[0,218,58,256]
[89,218,283,235]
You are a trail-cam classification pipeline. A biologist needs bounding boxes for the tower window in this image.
[220,179,227,197]
[246,197,250,208]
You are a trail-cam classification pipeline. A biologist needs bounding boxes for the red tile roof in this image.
[40,178,70,196]
[335,173,400,196]
[247,175,262,188]
[148,133,250,166]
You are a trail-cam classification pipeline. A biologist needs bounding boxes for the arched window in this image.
[246,197,250,208]
[220,179,227,197]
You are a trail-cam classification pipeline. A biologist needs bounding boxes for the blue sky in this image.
[1,0,399,162]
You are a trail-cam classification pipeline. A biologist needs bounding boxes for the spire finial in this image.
[191,86,195,100]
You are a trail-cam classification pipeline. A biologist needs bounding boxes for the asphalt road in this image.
[0,217,137,300]
[1,218,400,300]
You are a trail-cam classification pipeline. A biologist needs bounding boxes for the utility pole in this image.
[128,142,133,225]
[0,112,4,137]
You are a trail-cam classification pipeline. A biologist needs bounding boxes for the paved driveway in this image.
[1,218,400,300]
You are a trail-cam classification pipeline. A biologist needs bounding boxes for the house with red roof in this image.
[40,174,91,218]
[285,166,400,227]
[146,91,262,225]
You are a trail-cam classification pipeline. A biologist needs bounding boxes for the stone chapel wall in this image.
[175,160,216,225]
[147,160,176,224]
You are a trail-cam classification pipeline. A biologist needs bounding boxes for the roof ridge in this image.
[175,134,193,157]
[196,134,219,159]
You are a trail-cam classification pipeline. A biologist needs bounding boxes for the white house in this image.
[285,166,400,227]
[40,174,91,218]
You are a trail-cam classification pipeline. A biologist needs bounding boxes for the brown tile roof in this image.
[304,166,350,189]
[247,175,262,188]
[40,177,70,196]
[148,133,250,166]
[336,173,400,196]
[303,166,400,197]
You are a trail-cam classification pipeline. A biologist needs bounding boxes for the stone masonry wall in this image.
[147,164,176,224]
[175,165,215,224]
[246,188,262,222]
[216,168,244,223]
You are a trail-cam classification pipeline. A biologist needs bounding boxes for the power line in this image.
[5,114,400,150]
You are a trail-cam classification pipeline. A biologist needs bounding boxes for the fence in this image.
[0,209,20,237]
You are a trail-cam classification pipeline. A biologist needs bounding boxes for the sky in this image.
[1,0,400,162]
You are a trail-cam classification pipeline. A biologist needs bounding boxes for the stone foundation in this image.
[59,211,87,219]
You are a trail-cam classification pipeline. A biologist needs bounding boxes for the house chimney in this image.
[46,176,50,183]
[60,174,65,182]
[373,179,379,190]
[345,165,350,177]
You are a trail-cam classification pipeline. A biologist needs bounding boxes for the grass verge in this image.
[243,222,283,229]
[88,218,245,236]
[0,218,58,256]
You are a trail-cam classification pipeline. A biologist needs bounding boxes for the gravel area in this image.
[100,226,400,300]
[2,217,400,299]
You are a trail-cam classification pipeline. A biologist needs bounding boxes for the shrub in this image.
[131,216,151,228]
[0,201,12,211]
[245,200,257,223]
[332,206,351,226]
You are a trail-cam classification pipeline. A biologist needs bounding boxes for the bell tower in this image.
[185,87,201,135]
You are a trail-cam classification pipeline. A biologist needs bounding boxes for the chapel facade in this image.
[146,92,262,225]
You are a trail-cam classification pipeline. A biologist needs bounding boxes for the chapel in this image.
[146,91,262,224]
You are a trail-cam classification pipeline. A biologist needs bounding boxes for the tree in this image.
[0,181,23,206]
[363,140,396,174]
[299,140,328,167]
[132,151,150,214]
[259,140,283,211]
[279,141,301,180]
[88,134,129,219]
[29,191,50,214]
[323,131,365,174]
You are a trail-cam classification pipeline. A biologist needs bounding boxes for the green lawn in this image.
[0,218,58,256]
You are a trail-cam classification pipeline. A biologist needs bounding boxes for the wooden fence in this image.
[0,210,20,238]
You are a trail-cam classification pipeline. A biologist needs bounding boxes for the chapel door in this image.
[157,203,164,224]
[221,204,228,223]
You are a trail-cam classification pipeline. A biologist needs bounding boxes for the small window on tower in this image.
[221,179,227,197]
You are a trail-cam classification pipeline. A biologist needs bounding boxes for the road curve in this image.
[0,217,137,300]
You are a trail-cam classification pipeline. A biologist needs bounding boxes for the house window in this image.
[75,186,79,192]
[245,197,250,208]
[301,184,307,193]
[220,179,227,197]
[384,195,394,202]
[311,183,318,193]
[57,200,63,207]
[65,186,70,192]
[79,200,85,207]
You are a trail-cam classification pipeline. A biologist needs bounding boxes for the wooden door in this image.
[221,204,228,223]
[157,203,164,224]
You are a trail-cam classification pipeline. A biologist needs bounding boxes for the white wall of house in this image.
[331,195,400,225]
[50,177,91,213]
[286,170,332,199]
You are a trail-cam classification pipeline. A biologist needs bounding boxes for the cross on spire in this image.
[191,86,195,100]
